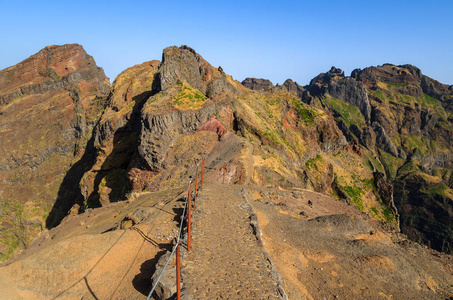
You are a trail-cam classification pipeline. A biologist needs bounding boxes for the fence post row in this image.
[148,159,298,300]
[147,160,205,300]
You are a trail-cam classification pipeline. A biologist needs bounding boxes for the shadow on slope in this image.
[46,90,155,229]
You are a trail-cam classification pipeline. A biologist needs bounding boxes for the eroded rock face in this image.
[308,66,371,122]
[0,44,110,106]
[159,45,236,98]
[352,64,424,97]
[241,77,274,91]
[394,172,453,253]
[349,64,453,253]
[137,103,217,171]
[371,122,399,157]
[0,44,111,250]
[327,77,371,122]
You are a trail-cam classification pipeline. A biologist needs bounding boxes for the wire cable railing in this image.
[146,158,205,300]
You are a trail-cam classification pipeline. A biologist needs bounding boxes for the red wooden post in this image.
[200,158,205,191]
[194,165,199,210]
[187,184,191,251]
[223,162,226,184]
[176,243,181,300]
[239,167,242,184]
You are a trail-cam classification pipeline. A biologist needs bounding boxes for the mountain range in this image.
[0,44,452,299]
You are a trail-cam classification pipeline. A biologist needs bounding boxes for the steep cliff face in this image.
[358,64,453,253]
[281,63,453,253]
[0,44,111,259]
[73,60,160,212]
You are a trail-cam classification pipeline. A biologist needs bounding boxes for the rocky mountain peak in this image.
[307,67,371,122]
[0,44,110,106]
[241,77,274,91]
[0,43,111,232]
[159,45,208,92]
[158,45,236,98]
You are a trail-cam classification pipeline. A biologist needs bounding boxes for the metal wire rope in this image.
[146,160,202,300]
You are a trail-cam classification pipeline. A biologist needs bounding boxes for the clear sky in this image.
[1,0,452,86]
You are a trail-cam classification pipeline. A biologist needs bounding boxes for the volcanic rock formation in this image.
[0,45,452,300]
[0,44,110,252]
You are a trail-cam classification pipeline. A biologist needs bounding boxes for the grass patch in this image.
[305,154,322,170]
[333,176,365,211]
[383,207,394,223]
[323,95,365,127]
[0,199,29,262]
[370,206,379,215]
[173,80,207,110]
[290,98,323,126]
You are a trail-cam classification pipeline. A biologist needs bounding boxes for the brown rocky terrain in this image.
[0,44,452,299]
[0,44,110,259]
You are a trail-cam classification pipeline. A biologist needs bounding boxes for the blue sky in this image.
[1,0,452,85]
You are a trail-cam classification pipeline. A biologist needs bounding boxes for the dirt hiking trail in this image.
[181,183,286,299]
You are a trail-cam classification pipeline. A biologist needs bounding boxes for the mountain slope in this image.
[0,44,452,299]
[0,44,110,259]
[295,64,453,253]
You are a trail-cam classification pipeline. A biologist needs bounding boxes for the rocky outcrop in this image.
[371,122,399,157]
[270,79,306,99]
[0,44,110,106]
[136,102,217,171]
[352,64,424,97]
[241,77,274,91]
[308,67,371,122]
[373,172,400,231]
[159,46,236,98]
[420,75,453,101]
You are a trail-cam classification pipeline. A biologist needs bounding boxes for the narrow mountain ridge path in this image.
[181,183,285,299]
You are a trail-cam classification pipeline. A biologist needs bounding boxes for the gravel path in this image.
[181,183,285,299]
